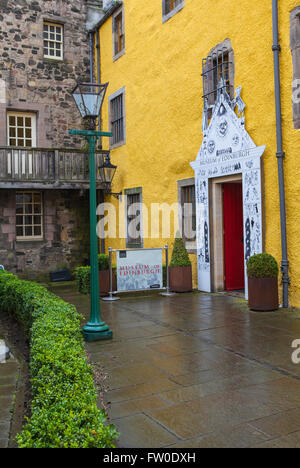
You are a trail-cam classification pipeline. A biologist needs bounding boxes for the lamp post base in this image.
[82,328,113,342]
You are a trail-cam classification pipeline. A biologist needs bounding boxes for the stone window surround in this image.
[43,21,64,61]
[7,111,37,147]
[162,0,185,24]
[177,177,196,254]
[108,87,126,149]
[204,39,235,103]
[0,103,48,148]
[124,187,143,249]
[16,191,43,241]
[290,6,300,129]
[42,15,74,64]
[112,4,125,62]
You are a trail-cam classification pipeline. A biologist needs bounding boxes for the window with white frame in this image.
[43,22,63,60]
[162,0,185,22]
[7,112,37,147]
[16,192,43,240]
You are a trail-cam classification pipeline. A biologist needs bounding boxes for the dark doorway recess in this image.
[223,182,244,291]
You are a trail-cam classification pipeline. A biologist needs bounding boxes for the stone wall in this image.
[0,0,91,148]
[0,189,90,278]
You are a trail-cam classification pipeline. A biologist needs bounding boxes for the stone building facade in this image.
[0,0,105,277]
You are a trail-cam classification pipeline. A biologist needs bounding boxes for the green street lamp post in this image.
[70,82,113,342]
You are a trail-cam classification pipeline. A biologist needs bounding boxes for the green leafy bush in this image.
[75,254,111,294]
[247,253,279,278]
[0,272,118,448]
[169,236,191,267]
[98,254,109,271]
[75,266,91,295]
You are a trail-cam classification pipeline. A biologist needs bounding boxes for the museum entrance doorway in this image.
[223,182,244,291]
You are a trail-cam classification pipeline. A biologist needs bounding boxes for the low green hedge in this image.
[0,270,118,448]
[75,254,110,295]
[247,253,279,278]
[75,266,91,295]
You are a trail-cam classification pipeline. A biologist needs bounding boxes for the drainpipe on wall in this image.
[272,0,290,308]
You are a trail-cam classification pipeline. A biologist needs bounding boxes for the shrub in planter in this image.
[247,253,279,311]
[75,254,116,296]
[169,236,193,292]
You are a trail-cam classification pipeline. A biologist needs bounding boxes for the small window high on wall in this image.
[112,5,125,61]
[162,0,185,23]
[202,41,235,120]
[43,22,63,60]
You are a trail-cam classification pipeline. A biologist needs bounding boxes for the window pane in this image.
[16,205,23,214]
[33,193,41,203]
[25,215,33,225]
[25,204,32,214]
[17,127,24,138]
[34,215,41,224]
[16,227,23,237]
[34,204,41,214]
[17,116,23,126]
[34,226,41,236]
[25,226,33,236]
[9,116,15,126]
[16,216,23,225]
[23,193,32,203]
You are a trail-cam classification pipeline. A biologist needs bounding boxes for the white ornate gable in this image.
[190,84,266,297]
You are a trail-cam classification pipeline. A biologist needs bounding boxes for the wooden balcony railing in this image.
[0,147,109,189]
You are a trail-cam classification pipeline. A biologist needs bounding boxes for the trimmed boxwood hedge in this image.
[0,270,118,448]
[247,253,279,279]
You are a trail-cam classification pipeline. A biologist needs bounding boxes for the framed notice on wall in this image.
[116,249,163,292]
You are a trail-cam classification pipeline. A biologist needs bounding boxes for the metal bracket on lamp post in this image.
[69,127,114,341]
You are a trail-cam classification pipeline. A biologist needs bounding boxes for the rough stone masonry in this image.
[0,0,101,277]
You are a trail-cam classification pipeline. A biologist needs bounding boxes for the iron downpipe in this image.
[272,0,290,308]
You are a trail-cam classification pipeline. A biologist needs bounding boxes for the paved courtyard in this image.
[54,284,300,448]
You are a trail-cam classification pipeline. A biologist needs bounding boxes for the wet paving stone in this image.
[113,413,180,448]
[53,285,300,448]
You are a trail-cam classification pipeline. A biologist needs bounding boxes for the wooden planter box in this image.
[248,277,279,311]
[99,270,116,296]
[169,265,193,292]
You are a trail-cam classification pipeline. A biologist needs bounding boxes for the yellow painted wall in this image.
[96,0,300,307]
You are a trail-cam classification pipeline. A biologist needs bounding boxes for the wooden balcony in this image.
[0,147,108,189]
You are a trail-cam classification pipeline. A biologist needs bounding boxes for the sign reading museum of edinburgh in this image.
[116,249,163,292]
[190,80,265,298]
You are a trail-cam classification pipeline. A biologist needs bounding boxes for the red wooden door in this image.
[223,183,244,290]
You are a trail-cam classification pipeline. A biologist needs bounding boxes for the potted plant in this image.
[247,253,279,311]
[169,236,193,292]
[98,253,116,296]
